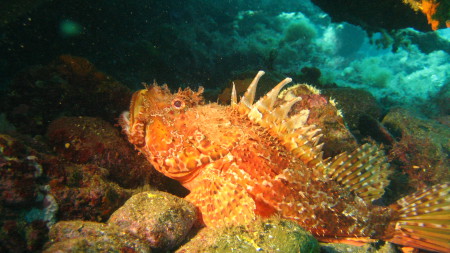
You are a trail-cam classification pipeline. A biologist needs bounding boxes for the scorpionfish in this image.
[120,71,450,252]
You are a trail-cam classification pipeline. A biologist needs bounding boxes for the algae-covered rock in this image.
[177,218,319,253]
[322,87,382,131]
[48,163,133,222]
[382,108,450,189]
[44,220,151,253]
[108,191,197,250]
[46,116,167,189]
[320,241,397,253]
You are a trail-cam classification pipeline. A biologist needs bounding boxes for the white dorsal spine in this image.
[271,97,302,123]
[238,70,265,114]
[253,77,292,113]
[231,82,237,106]
[231,71,325,168]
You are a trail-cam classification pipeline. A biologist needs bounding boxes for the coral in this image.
[1,130,131,215]
[283,18,317,43]
[344,58,393,89]
[338,49,450,110]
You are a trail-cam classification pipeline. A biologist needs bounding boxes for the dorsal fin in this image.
[231,82,238,106]
[252,77,292,113]
[236,70,265,114]
[324,143,391,203]
[271,97,302,126]
[231,71,324,167]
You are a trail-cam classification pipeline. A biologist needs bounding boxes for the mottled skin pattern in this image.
[121,73,449,252]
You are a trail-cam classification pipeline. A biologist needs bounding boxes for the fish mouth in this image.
[119,111,131,135]
[122,89,157,148]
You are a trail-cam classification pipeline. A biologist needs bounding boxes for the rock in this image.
[108,191,197,250]
[44,220,151,253]
[357,114,395,146]
[0,134,56,252]
[3,55,132,135]
[47,163,133,222]
[322,87,382,131]
[177,218,319,253]
[294,66,323,87]
[383,107,450,189]
[435,81,450,116]
[310,0,431,32]
[46,116,168,188]
[320,241,398,253]
[1,219,49,252]
[0,134,40,206]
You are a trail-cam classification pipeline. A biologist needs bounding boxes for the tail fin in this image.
[387,183,450,252]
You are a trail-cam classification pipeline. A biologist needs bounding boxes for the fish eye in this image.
[171,98,185,110]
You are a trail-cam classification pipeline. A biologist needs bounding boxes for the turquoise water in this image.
[1,0,448,114]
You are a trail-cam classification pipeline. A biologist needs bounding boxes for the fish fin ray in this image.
[186,174,256,227]
[387,183,450,252]
[325,143,391,203]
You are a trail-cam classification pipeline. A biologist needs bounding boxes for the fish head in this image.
[120,83,216,183]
